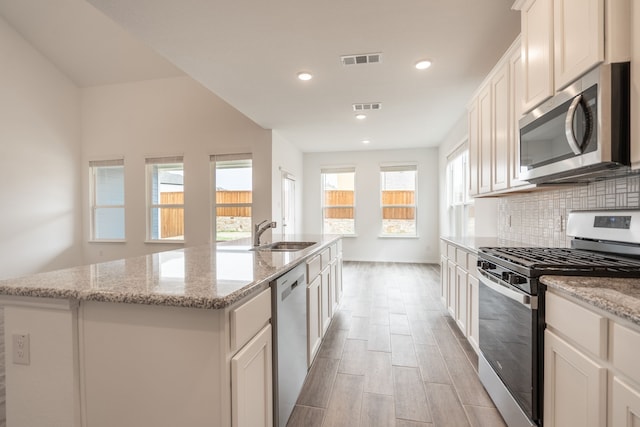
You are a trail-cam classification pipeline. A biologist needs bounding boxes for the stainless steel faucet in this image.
[254,220,277,246]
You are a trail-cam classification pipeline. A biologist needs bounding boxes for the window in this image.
[212,154,252,242]
[446,145,474,237]
[380,164,417,237]
[89,159,125,240]
[321,167,355,235]
[146,157,184,242]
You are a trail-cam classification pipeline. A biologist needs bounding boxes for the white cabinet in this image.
[468,98,480,196]
[509,45,526,188]
[440,239,479,354]
[517,0,627,113]
[231,324,273,427]
[455,266,468,335]
[307,275,322,367]
[467,274,479,352]
[320,265,331,336]
[612,376,640,427]
[492,61,510,192]
[520,0,554,112]
[553,0,604,90]
[543,330,606,427]
[478,85,493,194]
[545,290,640,427]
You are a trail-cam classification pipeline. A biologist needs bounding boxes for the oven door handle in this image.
[478,270,537,310]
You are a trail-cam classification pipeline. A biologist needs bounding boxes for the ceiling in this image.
[0,0,520,153]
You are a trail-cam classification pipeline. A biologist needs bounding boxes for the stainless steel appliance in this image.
[271,264,307,427]
[477,209,640,427]
[519,62,630,184]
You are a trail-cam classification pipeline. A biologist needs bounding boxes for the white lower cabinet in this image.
[447,260,457,318]
[467,274,479,352]
[231,324,273,427]
[543,330,606,427]
[320,265,331,336]
[612,376,640,427]
[440,255,448,304]
[307,275,322,367]
[455,266,467,335]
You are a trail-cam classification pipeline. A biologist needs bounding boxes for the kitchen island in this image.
[0,235,341,427]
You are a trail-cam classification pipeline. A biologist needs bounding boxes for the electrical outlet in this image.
[13,333,30,365]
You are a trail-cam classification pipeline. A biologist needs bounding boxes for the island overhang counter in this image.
[0,235,341,427]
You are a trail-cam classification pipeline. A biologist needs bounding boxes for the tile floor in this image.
[287,261,506,427]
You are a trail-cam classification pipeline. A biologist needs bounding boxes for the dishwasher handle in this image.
[280,274,304,302]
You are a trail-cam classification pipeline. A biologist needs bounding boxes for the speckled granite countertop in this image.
[440,236,537,253]
[541,276,640,326]
[0,235,340,309]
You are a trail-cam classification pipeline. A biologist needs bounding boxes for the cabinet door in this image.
[307,276,322,367]
[321,266,331,336]
[447,260,457,318]
[467,274,479,353]
[544,330,606,427]
[335,256,343,304]
[231,324,273,427]
[468,99,480,196]
[478,85,493,194]
[440,255,448,304]
[521,0,554,112]
[553,0,604,90]
[612,376,640,427]
[330,259,338,314]
[492,61,510,192]
[509,45,526,187]
[455,266,467,335]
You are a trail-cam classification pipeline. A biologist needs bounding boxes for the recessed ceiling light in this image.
[415,59,432,70]
[362,140,371,144]
[297,72,313,81]
[355,114,367,120]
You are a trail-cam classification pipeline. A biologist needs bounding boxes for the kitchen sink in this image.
[251,241,317,252]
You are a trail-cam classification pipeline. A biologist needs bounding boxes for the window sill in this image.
[378,235,420,239]
[88,239,126,244]
[144,240,185,244]
[325,234,357,238]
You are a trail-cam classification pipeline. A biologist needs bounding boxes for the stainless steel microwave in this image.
[519,62,630,184]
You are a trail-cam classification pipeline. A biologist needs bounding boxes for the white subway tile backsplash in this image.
[497,175,640,247]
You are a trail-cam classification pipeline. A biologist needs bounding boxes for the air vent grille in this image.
[341,53,382,66]
[353,103,382,111]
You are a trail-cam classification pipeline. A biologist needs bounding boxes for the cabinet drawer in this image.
[307,255,321,282]
[320,248,331,269]
[612,322,640,385]
[230,288,271,353]
[440,240,447,257]
[456,249,468,270]
[329,243,338,261]
[546,292,607,359]
[468,254,478,278]
[447,244,456,260]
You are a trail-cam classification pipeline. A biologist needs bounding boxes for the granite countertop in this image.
[440,236,537,253]
[0,235,340,310]
[541,276,640,326]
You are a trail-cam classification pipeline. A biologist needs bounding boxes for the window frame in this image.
[210,153,253,243]
[320,167,356,236]
[145,156,185,243]
[379,164,418,238]
[89,158,125,242]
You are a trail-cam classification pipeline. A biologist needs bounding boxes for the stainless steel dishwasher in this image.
[272,263,307,427]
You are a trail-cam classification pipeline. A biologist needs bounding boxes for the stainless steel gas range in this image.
[477,209,640,427]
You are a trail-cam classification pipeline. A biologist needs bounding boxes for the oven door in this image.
[478,270,541,425]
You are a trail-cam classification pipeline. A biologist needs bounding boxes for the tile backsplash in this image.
[497,175,640,247]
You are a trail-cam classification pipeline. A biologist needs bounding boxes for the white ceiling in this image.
[0,0,520,153]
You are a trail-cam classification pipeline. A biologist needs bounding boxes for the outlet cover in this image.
[12,333,30,365]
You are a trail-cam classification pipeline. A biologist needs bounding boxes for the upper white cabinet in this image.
[467,38,524,196]
[516,0,629,113]
[520,0,554,112]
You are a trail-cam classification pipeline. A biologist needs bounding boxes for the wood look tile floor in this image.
[288,262,506,427]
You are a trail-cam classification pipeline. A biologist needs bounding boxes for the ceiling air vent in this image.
[341,53,382,66]
[353,103,382,111]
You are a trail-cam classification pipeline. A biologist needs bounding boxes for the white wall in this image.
[438,113,498,238]
[271,131,304,236]
[81,77,272,263]
[303,148,440,263]
[0,17,83,280]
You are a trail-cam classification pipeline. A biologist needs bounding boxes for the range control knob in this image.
[501,272,512,282]
[478,261,496,270]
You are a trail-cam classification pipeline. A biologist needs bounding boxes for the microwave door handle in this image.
[565,95,584,155]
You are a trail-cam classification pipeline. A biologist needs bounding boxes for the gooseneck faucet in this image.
[254,220,277,246]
